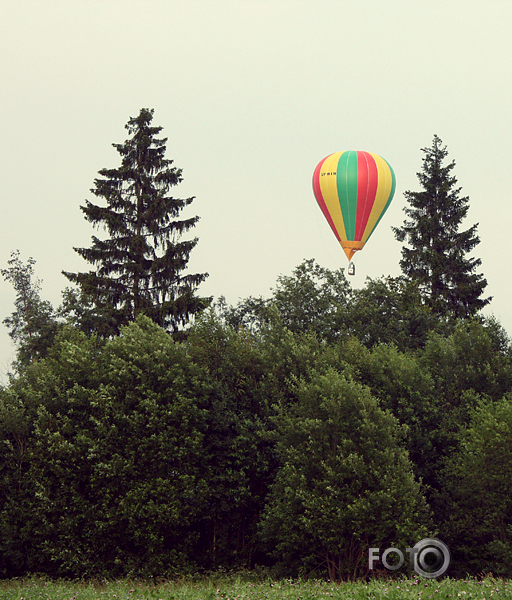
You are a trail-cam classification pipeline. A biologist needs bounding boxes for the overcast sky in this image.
[2,1,511,380]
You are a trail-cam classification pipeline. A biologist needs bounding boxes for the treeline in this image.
[1,112,507,580]
[1,261,512,580]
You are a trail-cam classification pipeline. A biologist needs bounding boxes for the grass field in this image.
[0,576,509,600]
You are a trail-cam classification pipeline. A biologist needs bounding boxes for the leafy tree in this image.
[442,395,512,576]
[393,135,490,319]
[1,250,59,371]
[259,367,431,581]
[347,276,438,349]
[414,320,512,515]
[421,319,512,408]
[0,312,279,578]
[221,259,352,343]
[63,108,210,336]
[270,259,351,342]
[185,311,275,569]
[222,262,438,350]
[0,317,211,578]
[0,378,40,576]
[339,338,437,489]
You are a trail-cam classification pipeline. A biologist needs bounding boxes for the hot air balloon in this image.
[312,151,396,271]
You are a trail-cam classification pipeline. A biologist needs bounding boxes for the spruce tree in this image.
[393,135,490,319]
[63,108,210,336]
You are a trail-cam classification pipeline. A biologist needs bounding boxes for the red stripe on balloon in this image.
[312,155,341,242]
[355,152,378,241]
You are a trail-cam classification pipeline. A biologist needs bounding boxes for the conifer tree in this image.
[393,135,490,319]
[63,108,210,335]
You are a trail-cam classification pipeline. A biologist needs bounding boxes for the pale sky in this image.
[2,1,512,380]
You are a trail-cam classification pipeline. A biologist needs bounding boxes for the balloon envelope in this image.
[312,151,396,260]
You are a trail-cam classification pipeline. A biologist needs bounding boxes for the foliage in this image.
[1,250,59,372]
[0,314,277,578]
[0,318,210,577]
[222,262,442,350]
[419,319,512,504]
[421,319,512,407]
[221,259,351,343]
[441,395,512,577]
[2,258,512,579]
[270,259,351,342]
[339,338,437,491]
[184,311,276,569]
[393,135,490,320]
[347,276,438,349]
[58,287,119,339]
[259,367,431,581]
[62,108,210,337]
[341,318,512,512]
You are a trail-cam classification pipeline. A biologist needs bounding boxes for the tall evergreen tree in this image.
[393,135,490,319]
[63,108,210,335]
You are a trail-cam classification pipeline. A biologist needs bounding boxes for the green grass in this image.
[0,576,510,600]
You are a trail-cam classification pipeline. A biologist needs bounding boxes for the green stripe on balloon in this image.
[336,151,358,240]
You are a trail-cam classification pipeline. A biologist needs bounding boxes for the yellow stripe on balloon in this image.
[318,152,348,242]
[361,153,394,242]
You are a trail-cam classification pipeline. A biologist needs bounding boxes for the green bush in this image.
[258,367,432,581]
[442,394,512,576]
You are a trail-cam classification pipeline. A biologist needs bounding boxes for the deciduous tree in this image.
[1,250,58,370]
[442,395,512,576]
[259,368,431,581]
